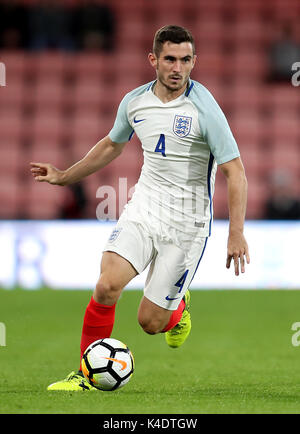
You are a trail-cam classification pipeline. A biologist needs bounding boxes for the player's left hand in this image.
[226,232,250,276]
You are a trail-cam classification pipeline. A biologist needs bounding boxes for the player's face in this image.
[150,42,196,92]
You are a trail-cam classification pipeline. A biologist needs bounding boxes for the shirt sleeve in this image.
[193,83,240,165]
[203,95,240,165]
[108,93,134,144]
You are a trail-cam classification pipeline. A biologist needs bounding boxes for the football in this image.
[81,338,134,391]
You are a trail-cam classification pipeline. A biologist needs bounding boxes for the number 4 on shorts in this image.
[175,270,189,293]
[154,134,166,157]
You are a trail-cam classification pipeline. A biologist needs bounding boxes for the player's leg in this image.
[80,218,154,362]
[137,241,189,336]
[47,251,137,391]
[164,237,208,348]
[47,218,154,391]
[80,251,137,361]
[138,237,208,347]
[137,295,185,335]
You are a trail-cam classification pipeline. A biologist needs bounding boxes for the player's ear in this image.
[148,52,158,69]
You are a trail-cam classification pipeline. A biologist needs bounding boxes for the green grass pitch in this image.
[0,288,300,414]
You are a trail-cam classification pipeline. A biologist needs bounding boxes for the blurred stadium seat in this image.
[31,81,66,113]
[0,177,21,218]
[0,145,24,176]
[239,143,267,178]
[0,82,25,111]
[212,171,228,219]
[70,111,108,143]
[72,53,115,83]
[246,176,269,219]
[28,112,68,143]
[230,110,263,144]
[0,51,27,81]
[0,110,24,141]
[27,52,70,81]
[25,182,65,219]
[71,80,113,113]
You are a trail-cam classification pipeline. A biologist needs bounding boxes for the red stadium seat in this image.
[194,20,225,44]
[116,19,149,51]
[0,146,25,176]
[111,0,145,17]
[268,86,300,110]
[27,52,70,80]
[108,153,142,183]
[230,110,263,145]
[70,112,108,143]
[234,0,265,17]
[30,148,67,172]
[0,82,25,110]
[28,112,68,143]
[31,81,66,112]
[229,84,269,111]
[71,81,113,112]
[0,51,27,81]
[213,173,228,219]
[232,19,268,47]
[269,115,299,141]
[239,143,267,177]
[272,0,300,20]
[152,11,188,30]
[193,52,223,76]
[25,181,65,219]
[72,53,114,82]
[71,140,93,161]
[195,78,224,103]
[0,176,22,218]
[110,80,146,106]
[113,50,151,78]
[0,111,24,141]
[267,144,300,174]
[230,50,268,80]
[188,0,223,12]
[246,176,269,219]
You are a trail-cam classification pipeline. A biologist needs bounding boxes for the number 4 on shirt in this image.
[154,134,166,157]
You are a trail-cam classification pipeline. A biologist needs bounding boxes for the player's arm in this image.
[219,156,250,276]
[30,135,126,186]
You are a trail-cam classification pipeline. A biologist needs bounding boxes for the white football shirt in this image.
[109,80,240,241]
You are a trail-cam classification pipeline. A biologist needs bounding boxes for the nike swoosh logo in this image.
[165,295,180,301]
[104,357,127,370]
[133,116,146,123]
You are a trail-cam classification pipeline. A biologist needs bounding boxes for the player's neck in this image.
[153,80,188,103]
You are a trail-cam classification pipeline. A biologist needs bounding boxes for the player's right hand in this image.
[30,162,66,186]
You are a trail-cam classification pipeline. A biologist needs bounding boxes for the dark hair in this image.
[153,25,195,57]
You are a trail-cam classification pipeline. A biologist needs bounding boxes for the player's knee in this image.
[138,316,163,335]
[94,278,121,304]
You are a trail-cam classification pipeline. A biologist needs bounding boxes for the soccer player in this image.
[30,25,250,391]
